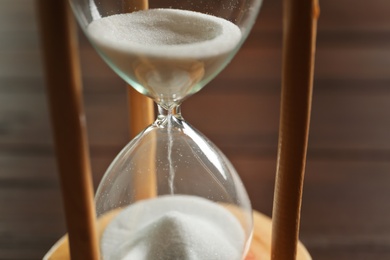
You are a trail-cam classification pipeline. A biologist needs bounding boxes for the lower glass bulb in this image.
[95,107,253,259]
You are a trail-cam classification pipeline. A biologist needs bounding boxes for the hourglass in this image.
[68,0,263,259]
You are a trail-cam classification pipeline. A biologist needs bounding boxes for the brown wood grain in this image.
[271,0,319,258]
[36,0,99,259]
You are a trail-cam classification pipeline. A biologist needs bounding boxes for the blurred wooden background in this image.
[1,0,390,259]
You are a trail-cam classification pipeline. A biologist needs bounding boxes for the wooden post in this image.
[128,88,155,138]
[36,1,100,259]
[128,88,157,200]
[121,0,153,140]
[123,0,157,200]
[271,0,320,259]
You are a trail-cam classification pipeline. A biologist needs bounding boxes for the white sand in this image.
[101,195,245,260]
[87,9,241,58]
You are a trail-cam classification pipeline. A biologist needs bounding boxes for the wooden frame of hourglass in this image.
[38,0,319,259]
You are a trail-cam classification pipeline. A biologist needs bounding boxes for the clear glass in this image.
[70,0,262,108]
[68,0,262,259]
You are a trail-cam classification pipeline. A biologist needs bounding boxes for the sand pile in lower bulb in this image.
[101,195,246,260]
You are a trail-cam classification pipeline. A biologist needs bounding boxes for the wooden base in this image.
[248,211,311,260]
[44,210,311,259]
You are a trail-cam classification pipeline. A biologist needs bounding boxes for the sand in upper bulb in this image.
[87,9,242,104]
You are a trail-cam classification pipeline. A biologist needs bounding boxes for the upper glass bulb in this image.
[70,0,262,108]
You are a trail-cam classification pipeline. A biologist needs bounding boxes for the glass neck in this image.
[155,104,183,128]
[157,104,181,117]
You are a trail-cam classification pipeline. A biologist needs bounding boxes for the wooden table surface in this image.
[1,0,390,259]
